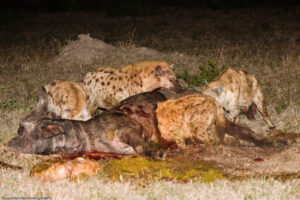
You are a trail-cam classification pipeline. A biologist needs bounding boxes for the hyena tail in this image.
[215,104,226,144]
[225,119,273,147]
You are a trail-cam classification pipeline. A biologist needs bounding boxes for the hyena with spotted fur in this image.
[30,80,91,121]
[156,94,226,149]
[202,68,275,129]
[82,61,180,111]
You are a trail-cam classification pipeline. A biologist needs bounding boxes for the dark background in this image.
[1,0,300,12]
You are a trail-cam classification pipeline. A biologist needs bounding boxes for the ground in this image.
[0,5,300,199]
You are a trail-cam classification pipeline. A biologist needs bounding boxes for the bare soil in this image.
[167,131,300,180]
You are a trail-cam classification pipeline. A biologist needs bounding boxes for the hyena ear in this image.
[40,123,65,139]
[37,87,47,107]
[34,87,48,114]
[212,85,224,95]
[155,65,164,76]
[169,64,174,70]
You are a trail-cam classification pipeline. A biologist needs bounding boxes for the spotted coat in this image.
[82,61,180,111]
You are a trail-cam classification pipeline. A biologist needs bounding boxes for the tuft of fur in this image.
[82,61,180,111]
[202,68,275,129]
[156,94,226,149]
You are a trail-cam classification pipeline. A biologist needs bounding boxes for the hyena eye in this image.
[169,78,174,82]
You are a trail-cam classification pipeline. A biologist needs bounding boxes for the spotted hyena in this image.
[82,61,180,111]
[29,80,91,121]
[202,68,275,129]
[156,94,227,149]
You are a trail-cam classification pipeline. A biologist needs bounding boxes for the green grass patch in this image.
[275,103,288,114]
[176,60,226,87]
[102,157,223,182]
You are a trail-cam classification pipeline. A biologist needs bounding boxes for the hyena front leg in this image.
[227,99,240,123]
[253,90,275,129]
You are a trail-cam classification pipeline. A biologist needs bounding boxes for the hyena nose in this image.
[172,81,183,93]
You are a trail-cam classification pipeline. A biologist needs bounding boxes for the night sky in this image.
[1,0,300,12]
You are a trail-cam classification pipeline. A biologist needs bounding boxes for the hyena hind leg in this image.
[227,99,240,123]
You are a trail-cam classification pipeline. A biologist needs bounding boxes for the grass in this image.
[0,169,299,199]
[0,5,300,199]
[102,157,223,182]
[176,60,225,88]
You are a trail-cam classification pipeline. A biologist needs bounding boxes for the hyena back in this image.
[202,68,275,129]
[156,94,226,149]
[82,61,180,111]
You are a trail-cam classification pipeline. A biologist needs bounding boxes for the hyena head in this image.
[142,62,181,92]
[20,85,64,125]
[202,68,237,104]
[202,83,224,103]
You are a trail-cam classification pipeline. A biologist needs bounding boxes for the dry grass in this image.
[0,6,300,199]
[0,161,300,200]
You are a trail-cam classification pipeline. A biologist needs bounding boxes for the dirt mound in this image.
[50,34,115,68]
[50,34,161,70]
